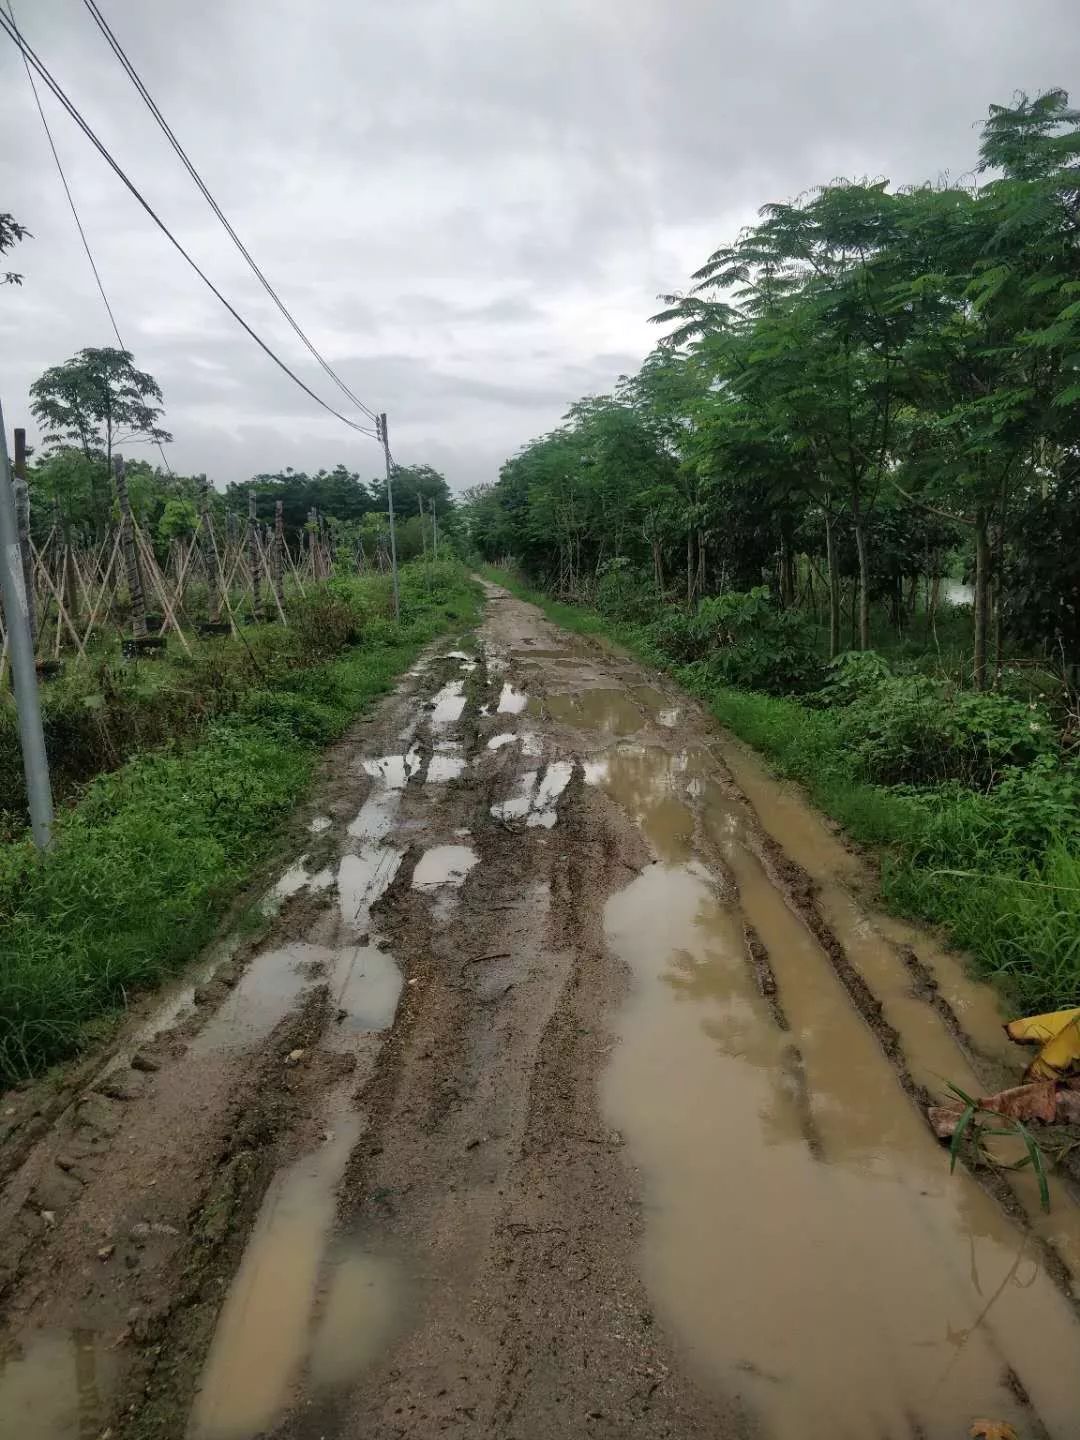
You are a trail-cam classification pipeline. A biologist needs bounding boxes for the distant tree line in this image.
[464,91,1080,687]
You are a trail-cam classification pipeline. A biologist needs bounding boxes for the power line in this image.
[80,0,380,427]
[5,0,173,474]
[0,11,378,443]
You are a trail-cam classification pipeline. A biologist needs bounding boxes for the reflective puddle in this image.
[193,943,333,1055]
[0,1329,115,1440]
[309,1243,409,1390]
[191,1115,363,1440]
[430,680,466,727]
[427,743,467,783]
[329,945,402,1033]
[491,761,573,828]
[496,682,528,715]
[545,688,643,735]
[578,691,1080,1439]
[486,732,517,751]
[338,848,403,928]
[412,844,479,891]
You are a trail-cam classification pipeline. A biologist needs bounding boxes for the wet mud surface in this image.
[2,581,1079,1440]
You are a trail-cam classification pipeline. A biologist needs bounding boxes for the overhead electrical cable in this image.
[80,0,380,426]
[5,0,173,472]
[0,10,378,442]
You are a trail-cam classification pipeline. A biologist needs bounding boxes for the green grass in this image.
[484,566,1080,1015]
[0,561,480,1083]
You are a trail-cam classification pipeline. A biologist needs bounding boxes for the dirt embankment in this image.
[3,582,1080,1440]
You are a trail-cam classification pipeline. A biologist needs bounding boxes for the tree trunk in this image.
[113,455,147,637]
[696,528,706,600]
[825,509,841,658]
[686,530,695,608]
[248,490,264,622]
[853,515,870,651]
[651,538,664,598]
[973,506,991,691]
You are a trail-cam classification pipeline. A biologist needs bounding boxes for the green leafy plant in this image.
[947,1082,1051,1211]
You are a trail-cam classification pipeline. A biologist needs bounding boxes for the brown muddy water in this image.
[576,689,1080,1440]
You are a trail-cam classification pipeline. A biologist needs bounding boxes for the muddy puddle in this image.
[0,1328,116,1440]
[191,1111,386,1440]
[193,943,334,1055]
[491,760,574,828]
[576,689,1080,1438]
[412,844,478,891]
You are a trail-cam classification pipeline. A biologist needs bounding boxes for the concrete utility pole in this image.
[0,402,53,848]
[377,412,401,625]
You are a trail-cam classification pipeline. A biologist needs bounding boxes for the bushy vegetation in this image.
[467,90,1080,697]
[0,561,478,1082]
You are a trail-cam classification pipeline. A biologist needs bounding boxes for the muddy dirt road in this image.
[3,581,1080,1440]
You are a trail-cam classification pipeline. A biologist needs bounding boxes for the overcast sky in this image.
[2,1,1078,493]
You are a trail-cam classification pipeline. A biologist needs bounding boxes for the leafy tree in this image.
[29,347,171,534]
[1,212,29,286]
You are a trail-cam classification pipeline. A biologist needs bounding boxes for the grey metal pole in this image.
[379,412,401,625]
[0,400,53,847]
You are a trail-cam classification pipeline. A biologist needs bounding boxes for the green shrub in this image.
[595,559,659,624]
[839,678,1056,789]
[812,649,893,707]
[648,588,822,695]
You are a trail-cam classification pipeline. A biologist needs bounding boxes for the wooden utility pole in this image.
[376,412,400,624]
[199,479,222,621]
[12,429,37,644]
[271,499,285,607]
[247,490,263,622]
[113,455,147,637]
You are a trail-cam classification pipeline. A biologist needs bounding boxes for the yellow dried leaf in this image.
[1005,1006,1080,1046]
[1026,1014,1080,1082]
[969,1422,1019,1440]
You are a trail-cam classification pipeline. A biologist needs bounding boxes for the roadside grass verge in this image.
[0,561,479,1084]
[484,566,1080,1015]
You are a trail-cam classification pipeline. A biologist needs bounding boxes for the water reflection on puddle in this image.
[496,682,528,715]
[338,848,403,928]
[430,680,466,727]
[309,1244,408,1389]
[587,730,1080,1438]
[490,761,573,828]
[486,732,517,751]
[412,844,478,892]
[0,1329,115,1440]
[191,1117,363,1440]
[361,746,422,789]
[193,943,334,1055]
[427,743,466,782]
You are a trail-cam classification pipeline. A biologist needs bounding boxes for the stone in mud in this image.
[130,1049,162,1073]
[32,1163,83,1212]
[97,1068,148,1102]
[74,1092,124,1137]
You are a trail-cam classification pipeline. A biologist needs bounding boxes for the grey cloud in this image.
[2,0,1078,494]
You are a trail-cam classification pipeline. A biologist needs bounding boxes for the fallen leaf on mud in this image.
[980,1081,1058,1123]
[284,1048,305,1066]
[970,1421,1019,1440]
[1026,1014,1080,1082]
[929,1105,963,1139]
[1005,1006,1080,1045]
[97,1243,115,1261]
